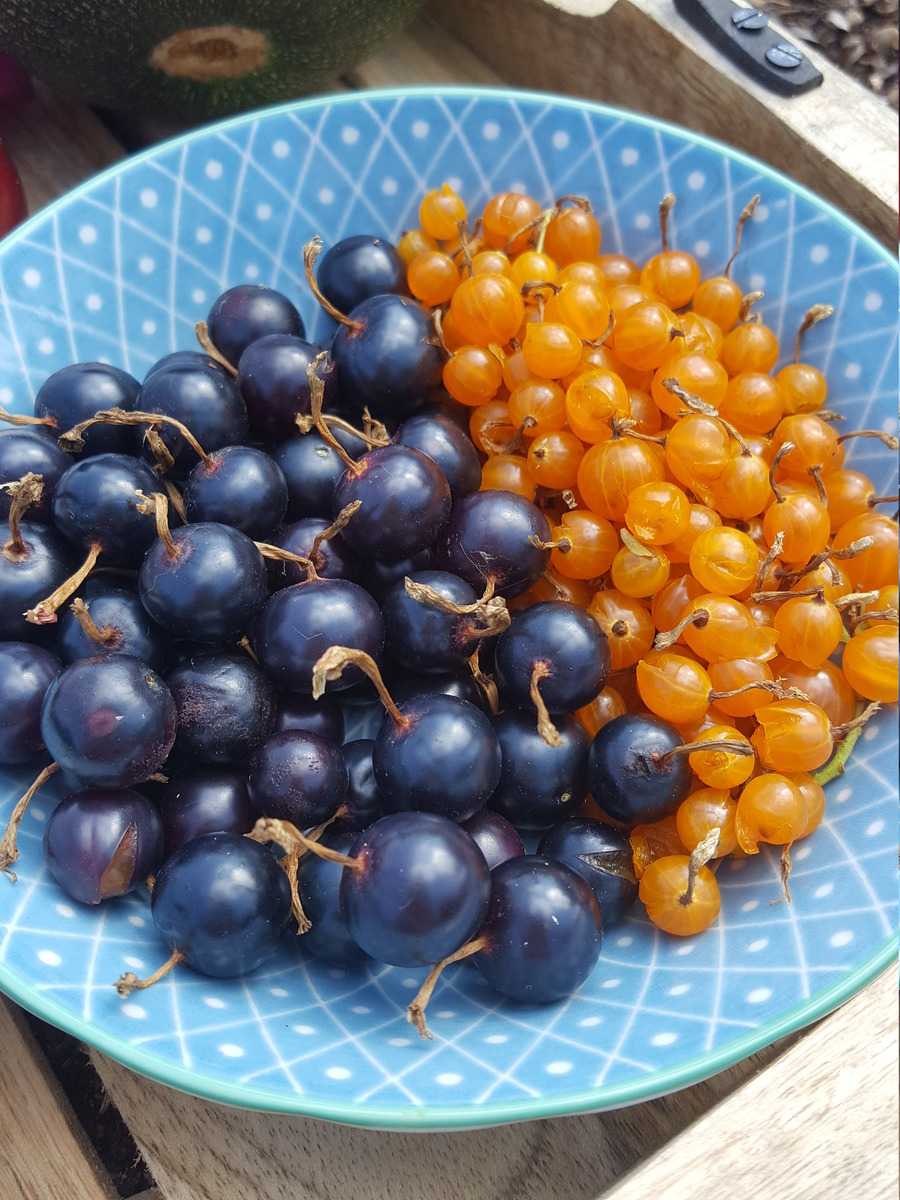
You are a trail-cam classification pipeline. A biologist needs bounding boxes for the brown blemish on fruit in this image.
[150,26,269,81]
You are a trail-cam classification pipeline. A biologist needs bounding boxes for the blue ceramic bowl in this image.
[0,88,896,1129]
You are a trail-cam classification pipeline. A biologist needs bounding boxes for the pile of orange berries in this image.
[404,181,899,937]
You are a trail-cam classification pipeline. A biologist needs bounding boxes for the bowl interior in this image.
[0,88,896,1129]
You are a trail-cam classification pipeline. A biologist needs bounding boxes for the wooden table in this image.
[0,9,897,1199]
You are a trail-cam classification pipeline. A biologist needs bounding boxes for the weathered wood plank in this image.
[348,17,504,88]
[428,0,898,246]
[601,969,898,1200]
[0,1000,116,1200]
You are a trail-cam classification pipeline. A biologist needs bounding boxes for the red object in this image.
[0,141,25,236]
[0,53,33,112]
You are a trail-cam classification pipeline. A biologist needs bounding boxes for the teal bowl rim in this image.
[0,84,896,1129]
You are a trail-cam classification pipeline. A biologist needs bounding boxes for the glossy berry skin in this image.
[538,818,638,929]
[442,490,551,598]
[490,710,588,832]
[248,730,348,827]
[237,335,338,442]
[640,856,720,936]
[145,350,224,380]
[139,363,249,478]
[139,523,268,645]
[0,428,68,521]
[206,285,304,365]
[331,294,442,420]
[396,411,481,500]
[267,518,355,589]
[374,694,501,823]
[364,548,433,600]
[184,446,288,539]
[57,580,169,671]
[274,695,344,744]
[341,739,381,831]
[40,656,176,790]
[167,653,276,765]
[317,235,405,314]
[44,788,163,905]
[272,428,364,520]
[334,445,451,562]
[341,812,491,966]
[252,579,384,694]
[462,809,525,871]
[151,833,291,978]
[0,641,61,763]
[496,602,610,713]
[0,522,74,641]
[157,768,254,855]
[298,829,369,965]
[843,624,898,703]
[588,715,690,827]
[34,363,140,456]
[473,856,602,1003]
[52,454,164,565]
[388,667,484,710]
[383,569,481,673]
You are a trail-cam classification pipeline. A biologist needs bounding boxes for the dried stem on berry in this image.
[738,291,764,322]
[312,646,409,729]
[244,817,316,932]
[709,679,810,703]
[723,194,760,278]
[455,219,474,275]
[793,304,834,363]
[653,606,710,651]
[432,307,449,354]
[303,237,363,330]
[194,320,237,376]
[404,574,511,639]
[467,645,500,715]
[751,586,826,603]
[530,660,562,748]
[362,408,389,446]
[58,408,212,467]
[69,597,121,648]
[309,501,361,566]
[25,542,103,625]
[658,192,676,253]
[849,607,899,629]
[668,738,754,759]
[144,425,176,474]
[407,934,490,1039]
[2,472,43,560]
[161,479,186,523]
[834,590,880,610]
[528,533,572,553]
[115,949,184,997]
[809,464,827,502]
[249,815,361,872]
[135,490,179,559]
[768,441,795,504]
[775,537,873,587]
[0,406,55,428]
[779,842,793,906]
[753,530,784,593]
[837,429,900,451]
[255,542,317,582]
[831,702,881,740]
[237,635,259,663]
[680,827,720,907]
[306,358,361,475]
[555,195,592,211]
[504,208,553,255]
[0,762,60,880]
[609,416,666,445]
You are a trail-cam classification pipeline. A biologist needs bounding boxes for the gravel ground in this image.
[757,0,899,107]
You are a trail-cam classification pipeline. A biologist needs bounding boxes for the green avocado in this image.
[0,0,422,119]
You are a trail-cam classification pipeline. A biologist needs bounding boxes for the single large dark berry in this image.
[0,428,68,521]
[472,856,602,1003]
[340,812,491,966]
[490,710,588,832]
[139,362,248,477]
[207,285,304,365]
[298,829,368,965]
[57,579,169,671]
[272,428,365,520]
[587,714,691,827]
[383,570,483,674]
[396,411,481,500]
[442,491,551,597]
[330,294,442,421]
[167,653,276,765]
[334,445,451,562]
[52,454,164,565]
[252,578,383,694]
[157,769,254,856]
[538,818,638,930]
[341,738,380,831]
[495,601,609,714]
[317,235,405,315]
[40,655,176,789]
[374,693,500,824]
[237,335,338,442]
[266,518,355,589]
[0,641,61,763]
[139,523,268,644]
[34,363,140,456]
[184,446,288,539]
[44,788,163,904]
[248,730,348,827]
[462,809,525,872]
[151,832,291,978]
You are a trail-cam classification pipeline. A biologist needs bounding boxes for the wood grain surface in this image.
[0,1000,115,1200]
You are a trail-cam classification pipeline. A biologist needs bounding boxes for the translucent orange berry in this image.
[688,724,754,789]
[471,248,512,276]
[719,372,784,435]
[676,788,737,855]
[469,399,513,455]
[651,573,705,632]
[666,504,722,565]
[735,773,809,853]
[397,228,438,265]
[551,509,618,579]
[481,454,536,501]
[665,413,733,488]
[578,436,666,522]
[611,532,671,598]
[630,815,687,880]
[763,492,831,564]
[596,253,640,288]
[710,452,772,521]
[608,283,650,321]
[842,623,899,702]
[440,305,467,351]
[576,686,627,738]
[832,512,899,590]
[442,345,503,407]
[751,700,833,773]
[777,361,827,414]
[544,201,602,265]
[641,249,701,310]
[773,591,844,668]
[565,369,631,444]
[651,353,728,418]
[639,854,720,936]
[522,321,584,380]
[419,183,467,240]
[664,311,723,363]
[627,388,663,436]
[769,655,856,727]
[588,589,655,670]
[637,651,713,725]
[706,658,775,717]
[682,595,779,663]
[720,320,779,376]
[614,300,683,371]
[544,280,611,342]
[407,250,460,306]
[527,429,584,489]
[692,275,743,332]
[625,481,691,546]
[558,260,606,288]
[450,272,525,346]
[482,191,542,253]
[510,249,558,292]
[824,468,877,532]
[507,378,566,437]
[509,566,592,611]
[771,413,841,479]
[689,526,760,595]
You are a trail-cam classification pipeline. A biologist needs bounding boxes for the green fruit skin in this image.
[0,0,423,119]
